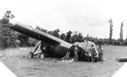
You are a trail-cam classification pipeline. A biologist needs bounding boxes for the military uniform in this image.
[98,45,103,62]
[90,45,96,62]
[61,45,79,61]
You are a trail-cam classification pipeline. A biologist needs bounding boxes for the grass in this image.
[0,45,127,77]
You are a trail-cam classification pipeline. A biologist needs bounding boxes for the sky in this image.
[0,0,127,39]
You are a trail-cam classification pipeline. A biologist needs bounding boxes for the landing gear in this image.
[40,54,44,59]
[28,51,34,58]
[28,41,41,58]
[28,51,45,58]
[28,41,47,59]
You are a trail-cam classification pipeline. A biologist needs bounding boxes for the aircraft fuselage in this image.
[0,17,72,57]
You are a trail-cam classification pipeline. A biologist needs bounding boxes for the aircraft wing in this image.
[0,17,71,46]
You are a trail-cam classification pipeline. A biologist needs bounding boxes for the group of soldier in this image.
[60,40,104,62]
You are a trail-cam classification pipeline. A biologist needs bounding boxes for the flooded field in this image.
[0,45,126,77]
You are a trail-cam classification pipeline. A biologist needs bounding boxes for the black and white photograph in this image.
[0,0,127,77]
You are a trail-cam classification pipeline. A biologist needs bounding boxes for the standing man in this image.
[98,45,104,62]
[90,45,96,62]
[74,45,80,61]
[84,40,98,56]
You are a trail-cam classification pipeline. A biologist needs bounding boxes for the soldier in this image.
[61,45,80,61]
[60,45,75,60]
[98,45,104,62]
[74,45,80,61]
[90,45,96,62]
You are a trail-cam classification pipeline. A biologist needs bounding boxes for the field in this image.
[0,45,127,77]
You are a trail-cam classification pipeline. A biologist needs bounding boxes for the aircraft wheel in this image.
[28,51,34,58]
[40,54,44,59]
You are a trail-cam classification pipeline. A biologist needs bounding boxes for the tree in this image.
[77,33,84,42]
[70,32,78,43]
[0,25,19,48]
[0,11,17,48]
[60,33,66,40]
[18,34,29,47]
[65,31,72,43]
[108,18,113,44]
[4,10,15,19]
[119,21,124,45]
[52,29,60,37]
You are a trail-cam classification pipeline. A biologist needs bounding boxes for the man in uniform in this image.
[98,45,104,62]
[90,45,96,62]
[61,45,80,61]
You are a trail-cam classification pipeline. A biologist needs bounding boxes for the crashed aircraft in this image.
[0,16,99,61]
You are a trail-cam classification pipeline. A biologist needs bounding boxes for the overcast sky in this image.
[0,0,127,39]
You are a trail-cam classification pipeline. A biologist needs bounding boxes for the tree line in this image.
[0,11,127,49]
